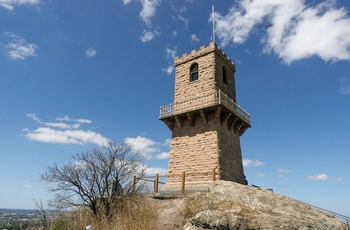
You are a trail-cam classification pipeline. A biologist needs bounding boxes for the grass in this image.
[48,195,157,230]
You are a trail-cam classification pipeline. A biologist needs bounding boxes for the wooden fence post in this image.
[132,175,136,192]
[181,171,185,193]
[212,168,216,181]
[154,174,159,193]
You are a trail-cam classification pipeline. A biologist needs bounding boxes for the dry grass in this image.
[50,195,157,230]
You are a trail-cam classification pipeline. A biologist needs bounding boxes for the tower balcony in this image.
[159,90,251,136]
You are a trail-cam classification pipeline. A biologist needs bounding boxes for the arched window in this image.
[222,67,228,85]
[190,63,198,81]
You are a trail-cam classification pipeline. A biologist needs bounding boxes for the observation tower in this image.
[160,42,251,190]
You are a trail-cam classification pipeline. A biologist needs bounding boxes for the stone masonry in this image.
[160,42,250,190]
[174,43,236,104]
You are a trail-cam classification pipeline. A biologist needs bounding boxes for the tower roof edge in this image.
[175,42,234,66]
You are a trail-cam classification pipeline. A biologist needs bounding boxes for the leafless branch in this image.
[41,140,147,219]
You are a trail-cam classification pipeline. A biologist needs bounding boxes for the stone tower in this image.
[160,42,250,190]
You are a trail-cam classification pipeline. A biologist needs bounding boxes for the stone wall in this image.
[217,122,246,184]
[167,113,219,185]
[174,48,216,104]
[214,52,237,102]
[165,111,246,186]
[174,42,237,104]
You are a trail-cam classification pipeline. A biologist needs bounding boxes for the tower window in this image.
[222,67,228,85]
[190,63,198,81]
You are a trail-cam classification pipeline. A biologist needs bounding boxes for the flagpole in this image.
[212,5,215,43]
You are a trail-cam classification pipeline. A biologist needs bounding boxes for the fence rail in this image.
[132,169,216,193]
[159,90,250,124]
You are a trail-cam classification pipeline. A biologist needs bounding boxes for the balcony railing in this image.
[159,90,250,124]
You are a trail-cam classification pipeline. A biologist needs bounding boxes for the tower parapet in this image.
[175,43,234,69]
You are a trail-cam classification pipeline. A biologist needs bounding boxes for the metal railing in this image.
[159,90,250,124]
[303,202,350,229]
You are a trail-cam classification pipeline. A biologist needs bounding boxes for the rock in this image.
[181,181,347,229]
[183,210,249,230]
[153,197,185,229]
[153,180,348,230]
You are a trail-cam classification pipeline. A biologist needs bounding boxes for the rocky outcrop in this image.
[154,180,347,230]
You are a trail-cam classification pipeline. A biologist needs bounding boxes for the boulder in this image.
[154,180,348,229]
[182,181,347,229]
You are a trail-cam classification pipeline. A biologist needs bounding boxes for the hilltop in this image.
[152,180,347,229]
[10,181,346,229]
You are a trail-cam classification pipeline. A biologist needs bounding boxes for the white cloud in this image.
[155,152,169,159]
[139,0,160,26]
[5,33,38,60]
[213,0,350,64]
[27,114,86,129]
[171,5,189,29]
[191,34,200,42]
[26,127,109,146]
[74,161,88,170]
[162,66,174,75]
[0,0,39,11]
[76,118,92,124]
[277,168,292,178]
[255,172,266,177]
[277,168,292,173]
[177,15,189,29]
[243,159,265,167]
[242,159,252,166]
[25,114,109,146]
[56,115,92,124]
[125,136,159,159]
[338,76,350,95]
[45,122,80,129]
[139,29,160,42]
[146,167,168,175]
[163,138,171,146]
[23,184,33,188]
[339,85,350,95]
[165,47,176,59]
[124,136,170,159]
[121,0,160,26]
[56,115,70,121]
[162,47,177,75]
[85,48,96,57]
[122,0,132,4]
[0,2,13,10]
[26,113,41,122]
[307,174,329,181]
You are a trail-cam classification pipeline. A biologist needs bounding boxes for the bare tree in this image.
[41,141,146,219]
[33,199,49,230]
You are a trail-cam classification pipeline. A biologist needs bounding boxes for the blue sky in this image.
[0,0,350,216]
